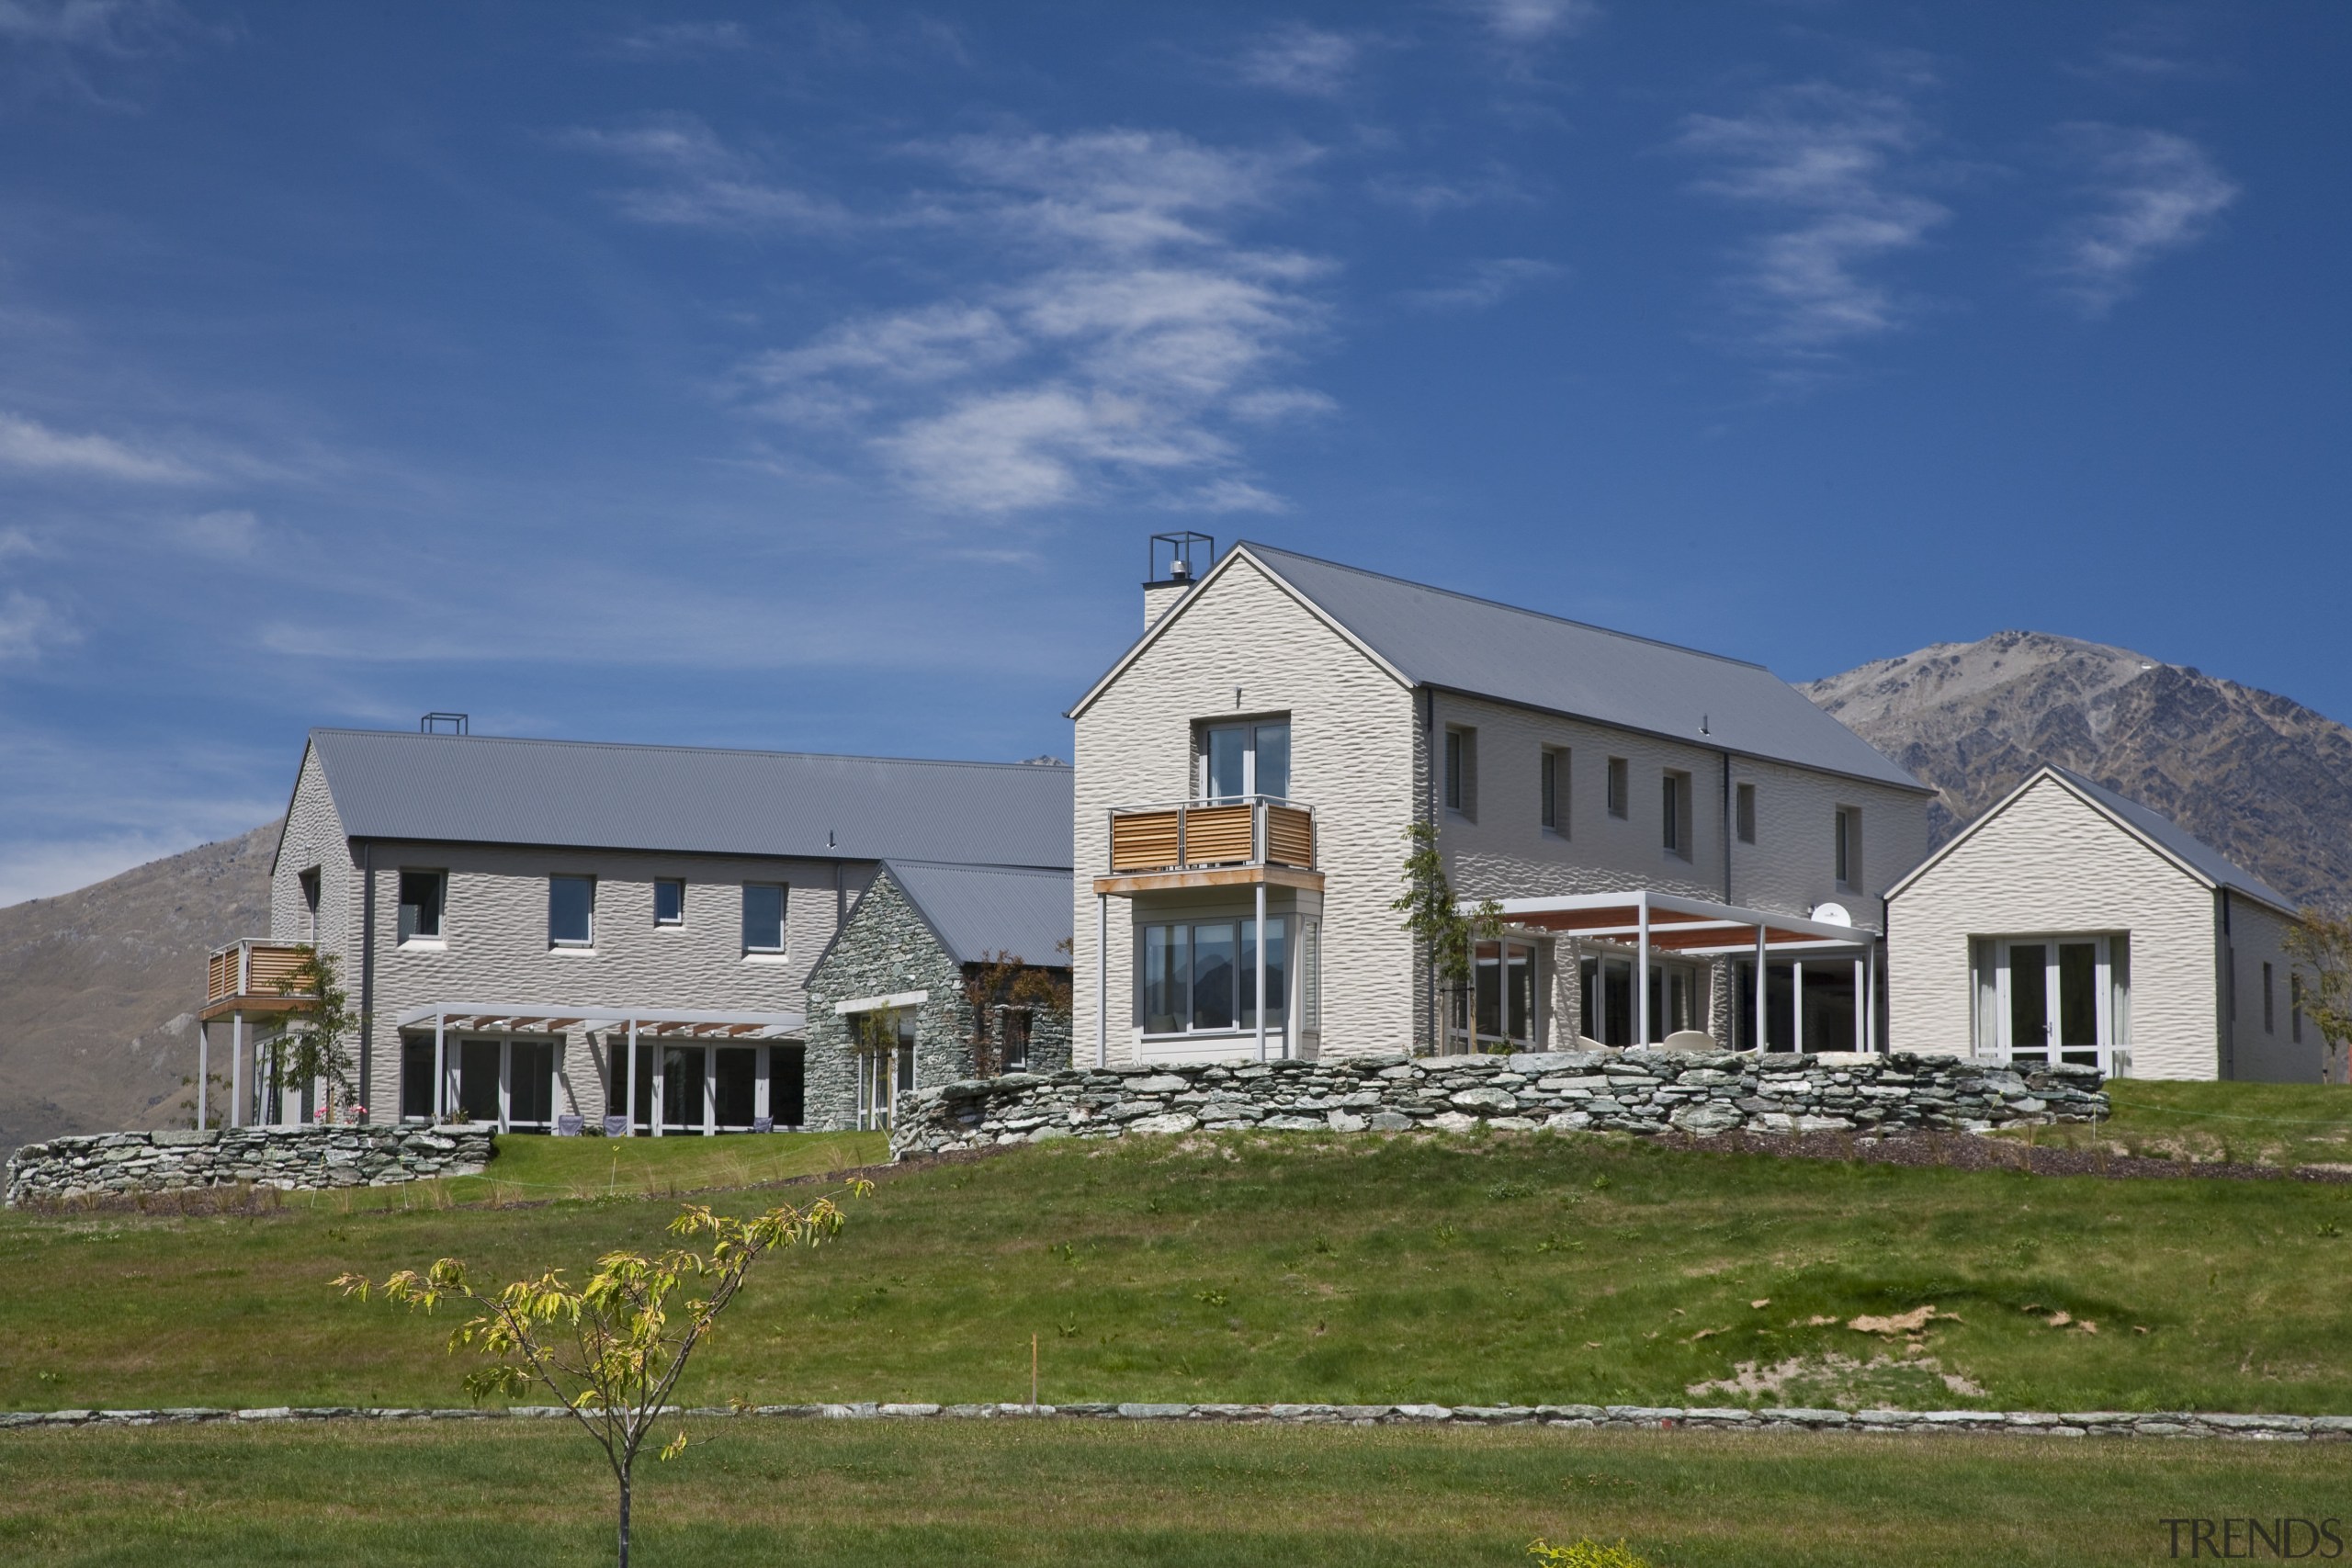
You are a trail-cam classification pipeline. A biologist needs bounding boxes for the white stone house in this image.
[1069,536,1936,1066]
[1885,765,2329,1082]
[198,728,1069,1134]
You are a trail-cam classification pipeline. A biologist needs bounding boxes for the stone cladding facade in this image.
[888,1049,2104,1158]
[5,1126,493,1207]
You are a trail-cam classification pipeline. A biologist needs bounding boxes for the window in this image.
[654,878,685,927]
[1583,954,1701,1046]
[1540,748,1566,833]
[854,1010,916,1131]
[1443,727,1476,818]
[1981,935,2128,1067]
[1138,918,1291,1034]
[1452,940,1537,1052]
[1662,770,1692,859]
[299,867,322,941]
[1736,783,1757,845]
[2265,961,2275,1033]
[1834,807,1862,890]
[2293,974,2305,1043]
[1001,1010,1032,1073]
[1606,757,1628,818]
[1201,718,1291,801]
[397,870,445,942]
[548,874,594,947]
[741,884,786,953]
[400,1036,434,1122]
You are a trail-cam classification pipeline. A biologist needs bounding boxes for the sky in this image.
[0,0,2346,907]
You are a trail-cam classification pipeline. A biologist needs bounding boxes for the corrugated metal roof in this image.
[308,729,1071,868]
[1237,543,1929,793]
[2049,767,2296,910]
[886,860,1073,967]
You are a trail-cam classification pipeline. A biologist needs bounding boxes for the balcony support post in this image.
[196,1019,209,1132]
[1095,893,1108,1067]
[1754,923,1768,1054]
[229,1010,246,1130]
[1254,878,1269,1063]
[1635,892,1651,1047]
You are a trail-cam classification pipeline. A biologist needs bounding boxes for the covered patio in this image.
[1487,890,1882,1054]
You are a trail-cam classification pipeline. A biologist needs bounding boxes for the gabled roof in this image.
[1071,542,1928,793]
[297,728,1071,868]
[885,860,1073,968]
[1886,764,2298,913]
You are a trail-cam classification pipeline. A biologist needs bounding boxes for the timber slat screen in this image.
[1265,805,1314,868]
[206,942,313,1005]
[1109,809,1182,873]
[1107,801,1317,875]
[1181,805,1255,863]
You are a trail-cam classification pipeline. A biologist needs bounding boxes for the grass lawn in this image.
[4,1416,2346,1566]
[2001,1079,2352,1171]
[6,1121,2352,1416]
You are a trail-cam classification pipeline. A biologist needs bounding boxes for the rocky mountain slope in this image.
[0,822,278,1156]
[1806,631,2352,909]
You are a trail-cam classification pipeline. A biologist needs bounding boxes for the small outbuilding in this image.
[804,861,1074,1130]
[1886,765,2329,1081]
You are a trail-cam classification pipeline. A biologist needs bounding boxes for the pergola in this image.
[1482,890,1879,1052]
[393,1003,807,1133]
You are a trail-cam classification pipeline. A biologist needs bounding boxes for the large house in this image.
[1069,537,1937,1067]
[199,728,1070,1133]
[1887,765,2331,1082]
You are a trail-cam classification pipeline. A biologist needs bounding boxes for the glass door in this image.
[1201,720,1291,801]
[1997,938,2112,1066]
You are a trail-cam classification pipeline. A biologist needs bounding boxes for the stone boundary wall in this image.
[3,1401,2339,1444]
[5,1126,494,1208]
[890,1050,2106,1160]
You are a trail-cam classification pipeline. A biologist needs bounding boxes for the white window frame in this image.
[1990,935,2121,1058]
[741,882,787,955]
[653,877,686,928]
[397,869,447,947]
[1198,716,1292,803]
[548,874,595,950]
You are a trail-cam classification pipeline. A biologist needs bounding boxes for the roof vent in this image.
[420,712,470,736]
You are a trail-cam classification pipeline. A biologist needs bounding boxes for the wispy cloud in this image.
[169,507,261,556]
[605,19,752,58]
[0,410,204,481]
[556,116,851,231]
[1403,256,1565,310]
[0,0,214,105]
[1365,164,1540,217]
[707,127,1333,514]
[2047,124,2235,315]
[0,589,74,662]
[1676,81,1949,355]
[1468,0,1600,45]
[1233,23,1362,97]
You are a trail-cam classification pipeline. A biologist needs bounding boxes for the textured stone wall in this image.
[889,1049,2104,1159]
[5,1126,493,1207]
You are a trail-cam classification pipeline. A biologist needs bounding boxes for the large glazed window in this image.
[397,871,445,942]
[1201,718,1291,801]
[1453,940,1537,1052]
[1138,918,1292,1034]
[548,875,594,947]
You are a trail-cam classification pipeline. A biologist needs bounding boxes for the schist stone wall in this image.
[888,1050,2107,1159]
[5,1126,494,1207]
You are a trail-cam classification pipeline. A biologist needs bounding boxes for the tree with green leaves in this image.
[1391,819,1503,1053]
[2288,908,2352,1077]
[272,944,367,1122]
[335,1190,864,1567]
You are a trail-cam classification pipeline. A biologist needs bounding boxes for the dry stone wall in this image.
[5,1126,493,1207]
[889,1049,2105,1159]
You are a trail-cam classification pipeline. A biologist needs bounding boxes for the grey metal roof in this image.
[1236,543,1929,792]
[2049,767,2296,910]
[885,860,1074,968]
[305,729,1071,868]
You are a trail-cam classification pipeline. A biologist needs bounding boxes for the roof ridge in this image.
[1236,540,1774,673]
[310,728,1072,774]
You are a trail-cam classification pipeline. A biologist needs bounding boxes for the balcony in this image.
[1098,797,1321,896]
[203,939,315,1020]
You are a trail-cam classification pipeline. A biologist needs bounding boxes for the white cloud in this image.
[0,410,204,481]
[1676,82,1949,353]
[1365,165,1538,217]
[0,589,74,661]
[1403,256,1566,310]
[557,117,850,231]
[605,20,751,57]
[2048,125,2236,315]
[1234,24,1361,96]
[171,507,260,556]
[1469,0,1600,44]
[743,305,1022,388]
[0,525,41,558]
[0,0,186,50]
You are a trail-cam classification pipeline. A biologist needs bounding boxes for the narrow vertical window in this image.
[547,875,594,947]
[1443,728,1476,818]
[2264,961,2275,1033]
[1835,807,1862,890]
[653,878,685,927]
[1540,749,1561,831]
[1662,771,1691,858]
[741,884,786,953]
[1606,757,1628,818]
[299,867,322,942]
[2292,973,2304,1043]
[1736,783,1756,845]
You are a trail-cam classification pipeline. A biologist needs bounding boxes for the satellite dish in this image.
[1810,902,1852,926]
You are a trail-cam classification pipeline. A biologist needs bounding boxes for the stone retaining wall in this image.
[4,1125,495,1207]
[2,1401,2336,1443]
[890,1049,2106,1160]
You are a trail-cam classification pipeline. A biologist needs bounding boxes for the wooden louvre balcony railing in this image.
[207,940,314,1007]
[1107,797,1316,875]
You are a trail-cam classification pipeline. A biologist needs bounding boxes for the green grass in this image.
[2002,1079,2352,1170]
[4,1416,2346,1566]
[7,1122,2352,1416]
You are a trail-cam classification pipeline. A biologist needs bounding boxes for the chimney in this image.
[1145,531,1215,631]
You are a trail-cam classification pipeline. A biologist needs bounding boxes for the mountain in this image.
[1805,631,2352,910]
[0,821,279,1156]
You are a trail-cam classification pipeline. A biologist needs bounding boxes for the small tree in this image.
[2288,908,2352,1077]
[1391,820,1503,1052]
[335,1190,864,1566]
[272,944,367,1122]
[961,947,1073,1077]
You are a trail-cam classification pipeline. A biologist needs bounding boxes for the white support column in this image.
[1095,893,1109,1068]
[625,1018,639,1135]
[498,1034,513,1134]
[433,1011,447,1122]
[1793,961,1805,1054]
[1634,892,1652,1047]
[651,1043,665,1136]
[1254,880,1269,1064]
[1753,925,1767,1054]
[755,1044,771,1124]
[1853,957,1867,1053]
[704,1044,717,1137]
[230,1011,247,1130]
[1867,942,1880,1054]
[196,1019,209,1132]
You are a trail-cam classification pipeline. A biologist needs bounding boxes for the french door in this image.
[1995,937,2115,1066]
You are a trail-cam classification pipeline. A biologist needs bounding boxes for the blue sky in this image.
[1,0,2345,905]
